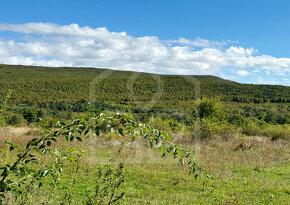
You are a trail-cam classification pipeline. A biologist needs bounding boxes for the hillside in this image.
[0,64,289,109]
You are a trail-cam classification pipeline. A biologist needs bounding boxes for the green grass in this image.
[35,162,289,205]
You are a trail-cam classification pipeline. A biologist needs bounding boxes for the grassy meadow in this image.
[0,126,289,204]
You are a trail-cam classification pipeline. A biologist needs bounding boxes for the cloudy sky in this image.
[0,0,289,86]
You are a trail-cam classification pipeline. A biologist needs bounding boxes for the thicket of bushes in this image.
[0,92,289,141]
[128,98,289,141]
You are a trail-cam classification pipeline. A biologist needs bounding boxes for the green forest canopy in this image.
[0,64,289,108]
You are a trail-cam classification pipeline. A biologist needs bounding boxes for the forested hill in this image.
[0,64,289,108]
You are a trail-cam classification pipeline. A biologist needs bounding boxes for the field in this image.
[0,126,289,205]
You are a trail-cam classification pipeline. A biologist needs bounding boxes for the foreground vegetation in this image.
[0,126,289,204]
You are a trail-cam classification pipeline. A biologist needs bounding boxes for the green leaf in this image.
[43,170,49,177]
[149,139,153,149]
[76,137,82,142]
[177,149,183,158]
[95,126,100,136]
[47,141,52,146]
[84,129,90,136]
[77,129,82,134]
[131,135,135,142]
[39,144,45,149]
[5,141,17,151]
[139,128,143,136]
[118,128,124,136]
[32,147,43,155]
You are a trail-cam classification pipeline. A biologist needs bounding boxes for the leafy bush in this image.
[199,119,238,139]
[263,125,290,140]
[193,98,224,121]
[199,118,217,139]
[227,114,247,126]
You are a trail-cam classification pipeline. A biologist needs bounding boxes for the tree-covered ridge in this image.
[0,64,289,106]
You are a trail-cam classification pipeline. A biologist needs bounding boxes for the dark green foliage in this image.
[0,65,289,107]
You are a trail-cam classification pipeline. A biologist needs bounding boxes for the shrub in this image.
[199,119,215,139]
[241,122,261,136]
[227,114,247,126]
[199,119,238,140]
[147,117,183,133]
[22,107,38,124]
[263,125,290,141]
[217,122,239,139]
[7,113,27,126]
[193,98,224,121]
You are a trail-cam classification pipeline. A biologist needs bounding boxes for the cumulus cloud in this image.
[0,22,289,85]
[237,70,249,77]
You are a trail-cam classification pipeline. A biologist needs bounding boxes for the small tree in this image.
[193,98,223,121]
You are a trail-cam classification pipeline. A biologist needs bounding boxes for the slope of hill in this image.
[0,64,289,108]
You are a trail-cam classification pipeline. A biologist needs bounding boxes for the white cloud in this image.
[169,37,235,48]
[237,70,249,77]
[0,22,289,85]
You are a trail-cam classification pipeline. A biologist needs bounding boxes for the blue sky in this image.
[0,0,289,85]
